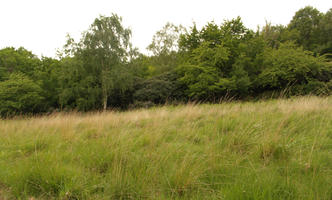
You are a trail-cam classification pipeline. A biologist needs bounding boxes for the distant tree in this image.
[148,22,186,56]
[260,22,298,48]
[289,6,323,51]
[317,8,332,56]
[146,23,186,76]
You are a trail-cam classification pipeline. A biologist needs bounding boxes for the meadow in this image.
[0,96,331,199]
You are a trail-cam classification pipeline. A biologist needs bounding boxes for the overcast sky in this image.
[0,0,331,58]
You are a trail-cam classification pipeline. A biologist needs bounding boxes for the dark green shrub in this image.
[133,71,186,105]
[0,73,44,117]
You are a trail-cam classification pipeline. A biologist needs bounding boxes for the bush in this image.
[257,43,331,94]
[133,71,186,105]
[0,73,44,117]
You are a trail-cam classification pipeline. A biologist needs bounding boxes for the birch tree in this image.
[80,14,131,110]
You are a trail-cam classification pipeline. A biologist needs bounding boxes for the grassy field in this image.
[0,96,331,199]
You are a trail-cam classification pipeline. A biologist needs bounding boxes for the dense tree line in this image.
[1,6,332,116]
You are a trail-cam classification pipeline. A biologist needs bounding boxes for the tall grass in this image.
[0,96,331,199]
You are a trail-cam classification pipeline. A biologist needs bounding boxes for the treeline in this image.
[0,6,332,116]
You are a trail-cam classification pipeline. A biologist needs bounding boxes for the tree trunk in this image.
[101,61,108,112]
[103,94,107,111]
[102,82,107,111]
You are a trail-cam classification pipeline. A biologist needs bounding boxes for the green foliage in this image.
[217,63,251,96]
[177,15,331,100]
[289,6,323,51]
[178,64,221,100]
[56,57,101,111]
[33,57,62,111]
[57,14,134,111]
[177,40,231,100]
[257,43,330,94]
[317,8,332,57]
[148,22,186,56]
[178,18,261,100]
[146,23,187,77]
[0,47,40,81]
[146,52,179,76]
[72,14,133,110]
[191,42,229,68]
[127,54,151,78]
[179,23,201,52]
[1,7,332,116]
[0,73,44,117]
[133,71,186,105]
[261,23,299,48]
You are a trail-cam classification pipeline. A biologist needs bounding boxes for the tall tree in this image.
[260,22,298,48]
[289,6,323,51]
[73,14,132,111]
[146,23,186,75]
[317,8,332,56]
[147,22,186,56]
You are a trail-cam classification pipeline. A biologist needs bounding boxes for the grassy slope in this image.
[0,96,331,199]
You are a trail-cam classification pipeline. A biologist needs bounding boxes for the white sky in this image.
[0,0,331,58]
